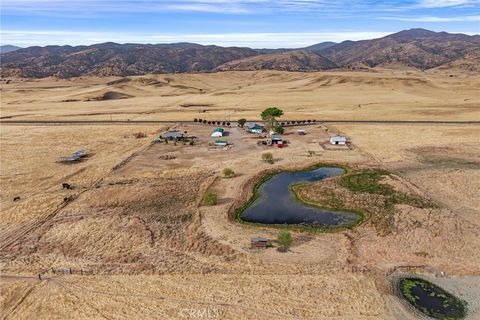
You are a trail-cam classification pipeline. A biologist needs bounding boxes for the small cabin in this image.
[250,237,271,249]
[211,128,225,137]
[163,131,184,140]
[330,136,347,145]
[246,123,264,134]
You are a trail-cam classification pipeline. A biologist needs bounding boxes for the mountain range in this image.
[0,45,21,54]
[1,29,479,78]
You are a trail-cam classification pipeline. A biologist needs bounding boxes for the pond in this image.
[398,278,467,320]
[239,167,362,228]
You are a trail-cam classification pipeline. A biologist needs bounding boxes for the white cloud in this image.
[380,15,480,22]
[416,0,479,8]
[0,0,410,14]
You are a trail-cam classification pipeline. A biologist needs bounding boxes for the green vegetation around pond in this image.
[340,169,433,209]
[340,169,392,194]
[294,168,435,235]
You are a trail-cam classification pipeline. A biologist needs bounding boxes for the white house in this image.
[330,136,347,145]
[211,128,225,137]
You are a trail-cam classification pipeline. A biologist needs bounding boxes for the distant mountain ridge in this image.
[1,29,479,78]
[319,29,480,70]
[0,45,21,54]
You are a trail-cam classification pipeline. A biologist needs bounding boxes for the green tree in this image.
[262,152,273,164]
[202,192,217,206]
[273,125,284,134]
[222,168,235,178]
[237,118,247,127]
[261,107,284,132]
[277,230,292,248]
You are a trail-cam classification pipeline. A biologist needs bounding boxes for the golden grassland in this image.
[1,70,480,319]
[1,69,479,122]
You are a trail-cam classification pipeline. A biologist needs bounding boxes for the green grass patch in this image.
[340,169,393,195]
[202,191,218,206]
[341,169,434,209]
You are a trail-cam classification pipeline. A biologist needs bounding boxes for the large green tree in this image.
[261,107,284,132]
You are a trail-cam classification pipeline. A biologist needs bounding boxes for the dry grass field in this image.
[2,69,479,122]
[1,70,479,319]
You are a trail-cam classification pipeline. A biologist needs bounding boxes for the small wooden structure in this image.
[250,237,271,249]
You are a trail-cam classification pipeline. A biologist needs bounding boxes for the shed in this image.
[270,135,283,144]
[163,131,184,140]
[214,140,228,146]
[330,136,347,145]
[250,237,271,249]
[247,123,264,134]
[211,128,225,137]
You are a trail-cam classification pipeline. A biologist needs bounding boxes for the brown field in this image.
[2,69,480,122]
[1,70,480,319]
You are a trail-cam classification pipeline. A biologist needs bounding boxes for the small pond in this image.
[398,277,467,320]
[239,167,362,228]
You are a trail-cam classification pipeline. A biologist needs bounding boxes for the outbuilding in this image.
[246,123,264,134]
[330,136,347,145]
[211,128,225,137]
[250,237,271,249]
[163,131,184,140]
[271,135,283,144]
[213,140,228,146]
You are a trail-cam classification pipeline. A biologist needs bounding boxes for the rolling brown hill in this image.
[0,43,258,78]
[319,28,480,70]
[1,29,479,78]
[215,50,338,71]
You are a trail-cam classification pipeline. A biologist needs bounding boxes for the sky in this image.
[1,0,479,48]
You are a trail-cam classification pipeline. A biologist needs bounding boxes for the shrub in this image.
[277,230,292,248]
[274,125,284,134]
[307,150,315,157]
[262,152,273,164]
[238,118,247,127]
[222,168,235,178]
[202,192,217,206]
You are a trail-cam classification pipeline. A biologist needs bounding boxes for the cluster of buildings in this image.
[159,122,347,148]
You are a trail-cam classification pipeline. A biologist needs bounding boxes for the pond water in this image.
[398,278,466,320]
[240,167,361,228]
